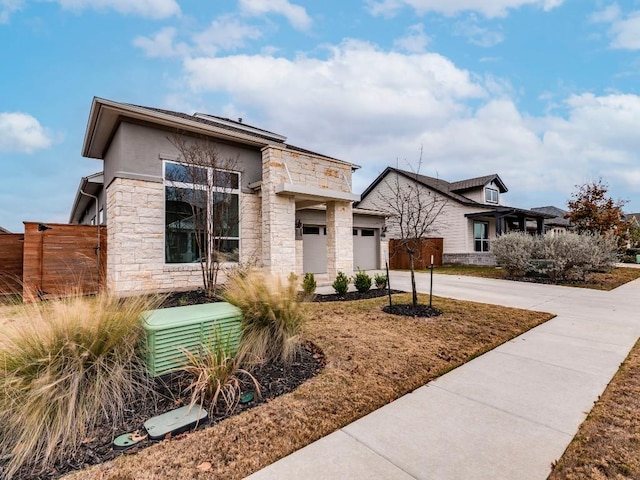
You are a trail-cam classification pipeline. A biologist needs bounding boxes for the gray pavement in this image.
[246,271,640,480]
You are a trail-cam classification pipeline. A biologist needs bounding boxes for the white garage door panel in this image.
[353,228,378,271]
[303,225,327,274]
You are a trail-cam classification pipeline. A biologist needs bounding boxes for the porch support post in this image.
[536,218,544,234]
[326,200,353,278]
[495,215,504,236]
[518,215,526,231]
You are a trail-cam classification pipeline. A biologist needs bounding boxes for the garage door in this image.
[353,228,378,271]
[302,225,327,274]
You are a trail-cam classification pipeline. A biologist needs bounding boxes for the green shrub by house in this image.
[353,270,372,293]
[332,271,350,296]
[374,273,388,289]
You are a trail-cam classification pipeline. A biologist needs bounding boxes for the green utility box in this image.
[141,302,242,377]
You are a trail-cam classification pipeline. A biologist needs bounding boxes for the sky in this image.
[1,0,640,233]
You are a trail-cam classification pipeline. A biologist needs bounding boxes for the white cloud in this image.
[238,0,311,30]
[192,15,263,55]
[590,4,620,24]
[0,0,23,23]
[610,12,640,50]
[454,15,504,46]
[0,112,53,153]
[50,0,180,19]
[133,27,184,58]
[393,23,431,52]
[366,0,564,18]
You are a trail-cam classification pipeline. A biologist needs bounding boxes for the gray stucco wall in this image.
[103,122,263,190]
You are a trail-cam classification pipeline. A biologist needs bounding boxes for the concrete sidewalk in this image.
[246,272,640,480]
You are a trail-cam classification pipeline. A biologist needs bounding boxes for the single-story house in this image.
[356,167,553,265]
[70,97,385,294]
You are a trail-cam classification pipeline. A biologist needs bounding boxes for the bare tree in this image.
[167,133,242,297]
[373,154,447,310]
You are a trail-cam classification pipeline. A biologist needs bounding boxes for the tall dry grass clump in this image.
[0,291,159,478]
[222,272,306,366]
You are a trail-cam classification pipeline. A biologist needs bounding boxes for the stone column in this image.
[326,201,353,278]
[261,148,296,275]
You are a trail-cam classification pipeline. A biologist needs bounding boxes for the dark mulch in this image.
[10,342,325,480]
[314,288,404,302]
[382,304,442,318]
[159,289,218,308]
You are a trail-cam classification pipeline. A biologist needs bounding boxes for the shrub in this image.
[0,292,159,477]
[222,271,306,366]
[179,329,260,415]
[352,270,372,293]
[374,273,388,289]
[492,232,536,277]
[302,273,317,297]
[332,271,350,296]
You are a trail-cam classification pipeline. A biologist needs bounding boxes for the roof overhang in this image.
[465,207,555,220]
[82,97,274,159]
[69,172,104,223]
[276,183,360,204]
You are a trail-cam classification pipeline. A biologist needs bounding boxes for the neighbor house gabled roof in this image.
[0,226,10,234]
[69,171,104,224]
[358,167,551,220]
[82,97,358,169]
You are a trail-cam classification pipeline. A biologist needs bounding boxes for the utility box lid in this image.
[141,302,243,377]
[144,405,208,441]
[141,302,241,330]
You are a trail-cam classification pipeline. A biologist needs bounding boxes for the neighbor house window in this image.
[164,161,240,264]
[485,188,499,204]
[474,221,490,252]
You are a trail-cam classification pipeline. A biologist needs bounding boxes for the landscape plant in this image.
[491,231,535,277]
[179,329,261,415]
[332,271,350,296]
[302,273,316,297]
[0,291,159,478]
[374,273,388,289]
[222,271,306,365]
[352,270,372,293]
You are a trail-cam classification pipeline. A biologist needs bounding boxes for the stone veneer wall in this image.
[106,177,263,295]
[261,145,355,277]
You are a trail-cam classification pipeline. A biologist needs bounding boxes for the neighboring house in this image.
[357,167,552,265]
[70,97,384,295]
[530,206,571,235]
[0,226,10,234]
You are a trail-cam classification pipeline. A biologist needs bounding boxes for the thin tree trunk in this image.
[409,250,418,309]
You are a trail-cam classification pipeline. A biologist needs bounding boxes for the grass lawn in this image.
[66,293,553,480]
[549,338,640,479]
[434,265,640,290]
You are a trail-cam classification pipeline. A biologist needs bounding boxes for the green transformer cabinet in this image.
[141,302,242,377]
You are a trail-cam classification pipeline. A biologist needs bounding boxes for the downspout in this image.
[78,185,102,289]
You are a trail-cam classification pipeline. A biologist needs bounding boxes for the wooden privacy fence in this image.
[0,233,25,295]
[389,237,443,270]
[0,222,107,302]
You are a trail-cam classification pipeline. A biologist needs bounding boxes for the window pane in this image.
[361,229,375,237]
[214,239,239,263]
[165,186,206,263]
[303,226,320,235]
[212,170,239,189]
[165,162,207,185]
[213,192,239,238]
[353,229,358,236]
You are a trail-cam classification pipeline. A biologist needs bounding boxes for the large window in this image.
[164,161,240,264]
[474,221,490,252]
[485,188,499,204]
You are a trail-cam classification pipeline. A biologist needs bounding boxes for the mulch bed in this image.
[9,344,324,480]
[382,304,441,318]
[313,288,403,302]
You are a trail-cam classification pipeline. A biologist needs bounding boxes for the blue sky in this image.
[1,0,640,232]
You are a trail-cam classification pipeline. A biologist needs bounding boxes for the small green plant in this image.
[374,273,388,289]
[222,271,306,365]
[179,330,261,414]
[0,291,159,477]
[332,271,350,296]
[352,270,372,293]
[302,273,317,297]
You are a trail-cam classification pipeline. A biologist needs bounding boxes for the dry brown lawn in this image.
[66,293,552,480]
[549,338,640,480]
[435,265,640,290]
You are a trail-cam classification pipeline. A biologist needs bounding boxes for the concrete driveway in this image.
[246,271,640,480]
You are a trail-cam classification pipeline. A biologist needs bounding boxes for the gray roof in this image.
[530,206,570,227]
[449,174,508,193]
